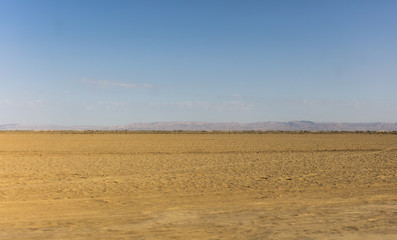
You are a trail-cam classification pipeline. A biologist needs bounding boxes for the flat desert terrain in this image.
[0,132,396,239]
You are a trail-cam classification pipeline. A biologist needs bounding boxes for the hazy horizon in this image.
[1,0,396,125]
[2,119,397,125]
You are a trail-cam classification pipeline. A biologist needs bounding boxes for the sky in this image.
[0,0,396,126]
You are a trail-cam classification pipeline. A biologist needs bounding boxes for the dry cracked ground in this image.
[0,132,396,239]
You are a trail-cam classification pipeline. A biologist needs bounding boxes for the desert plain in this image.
[0,132,396,239]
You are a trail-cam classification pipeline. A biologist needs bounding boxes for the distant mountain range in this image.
[1,121,397,131]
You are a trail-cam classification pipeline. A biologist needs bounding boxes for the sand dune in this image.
[0,132,396,239]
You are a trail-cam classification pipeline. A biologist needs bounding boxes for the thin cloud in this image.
[161,100,253,112]
[81,78,153,88]
[24,100,44,109]
[0,100,12,106]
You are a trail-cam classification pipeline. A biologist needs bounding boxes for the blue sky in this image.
[1,0,396,125]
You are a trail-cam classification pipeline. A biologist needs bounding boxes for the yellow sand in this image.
[0,132,396,239]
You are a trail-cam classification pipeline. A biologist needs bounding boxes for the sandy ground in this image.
[0,132,396,239]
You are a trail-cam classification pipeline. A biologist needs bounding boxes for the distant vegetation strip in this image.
[1,130,397,134]
[2,121,397,131]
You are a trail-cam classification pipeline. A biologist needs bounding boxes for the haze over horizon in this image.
[1,0,396,125]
